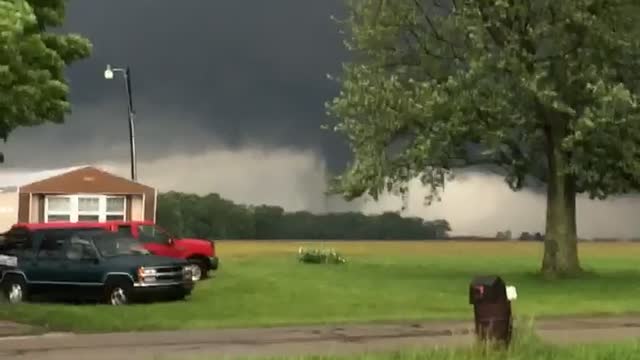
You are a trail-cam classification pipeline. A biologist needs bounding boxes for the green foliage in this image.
[0,0,91,140]
[297,247,347,264]
[328,0,640,199]
[327,0,640,274]
[157,192,256,240]
[156,191,452,240]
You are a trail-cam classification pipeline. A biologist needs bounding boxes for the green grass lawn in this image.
[183,326,640,360]
[1,241,640,332]
[189,339,640,360]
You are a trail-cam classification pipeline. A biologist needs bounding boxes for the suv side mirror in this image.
[168,238,174,245]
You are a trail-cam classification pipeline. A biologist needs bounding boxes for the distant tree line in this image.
[495,230,544,241]
[155,192,452,240]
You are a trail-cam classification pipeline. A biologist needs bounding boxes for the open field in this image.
[2,240,640,333]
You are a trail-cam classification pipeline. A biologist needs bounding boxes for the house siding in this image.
[11,166,157,225]
[17,193,29,223]
[143,188,155,222]
[126,195,132,221]
[131,195,144,221]
[0,190,19,232]
[37,194,45,222]
[29,194,41,222]
[20,167,154,195]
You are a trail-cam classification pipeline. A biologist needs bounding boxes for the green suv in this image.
[0,223,195,305]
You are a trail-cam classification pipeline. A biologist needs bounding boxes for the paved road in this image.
[2,316,640,360]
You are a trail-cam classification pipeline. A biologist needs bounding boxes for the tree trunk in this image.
[541,124,581,276]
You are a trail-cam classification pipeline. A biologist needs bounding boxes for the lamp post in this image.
[104,64,137,181]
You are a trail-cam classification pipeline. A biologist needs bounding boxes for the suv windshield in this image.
[91,232,149,257]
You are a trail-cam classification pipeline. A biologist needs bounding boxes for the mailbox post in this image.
[469,275,513,346]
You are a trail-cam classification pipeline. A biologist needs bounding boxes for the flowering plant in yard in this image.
[297,246,346,264]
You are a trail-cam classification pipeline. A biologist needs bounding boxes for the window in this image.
[105,196,126,221]
[78,215,100,221]
[92,233,149,257]
[77,196,100,222]
[47,214,71,222]
[137,225,171,244]
[117,225,132,235]
[45,196,72,222]
[47,197,71,212]
[36,231,67,259]
[66,237,98,261]
[44,195,127,223]
[0,228,33,257]
[107,197,125,212]
[78,197,99,212]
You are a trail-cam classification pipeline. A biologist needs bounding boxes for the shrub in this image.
[297,247,346,264]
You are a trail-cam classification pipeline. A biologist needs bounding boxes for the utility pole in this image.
[104,64,137,181]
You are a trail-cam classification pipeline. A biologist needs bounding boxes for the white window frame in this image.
[44,194,127,223]
[105,196,127,221]
[43,195,73,222]
[77,195,102,222]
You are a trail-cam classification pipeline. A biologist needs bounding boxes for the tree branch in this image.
[372,0,386,27]
[477,0,507,47]
[411,0,463,60]
[404,25,455,60]
[533,43,581,63]
[412,0,446,42]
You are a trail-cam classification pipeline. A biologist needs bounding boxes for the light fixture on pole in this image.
[104,64,114,80]
[104,64,137,181]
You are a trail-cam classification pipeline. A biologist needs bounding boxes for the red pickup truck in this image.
[102,221,218,281]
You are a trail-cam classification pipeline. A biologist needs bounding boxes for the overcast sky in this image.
[1,0,639,238]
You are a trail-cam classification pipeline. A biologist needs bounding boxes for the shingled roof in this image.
[0,165,89,191]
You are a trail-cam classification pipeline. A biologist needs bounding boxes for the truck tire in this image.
[104,279,133,306]
[188,258,209,281]
[2,275,28,304]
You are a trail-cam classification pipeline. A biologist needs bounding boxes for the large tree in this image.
[327,0,640,275]
[0,0,91,143]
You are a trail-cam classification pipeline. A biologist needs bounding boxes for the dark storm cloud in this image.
[3,1,640,239]
[5,0,350,169]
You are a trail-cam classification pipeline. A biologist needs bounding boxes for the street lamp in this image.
[104,64,137,181]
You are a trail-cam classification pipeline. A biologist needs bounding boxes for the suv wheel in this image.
[2,276,27,304]
[105,281,132,306]
[188,259,208,281]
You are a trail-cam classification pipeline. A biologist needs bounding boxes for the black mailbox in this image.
[469,275,512,346]
[469,276,508,304]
